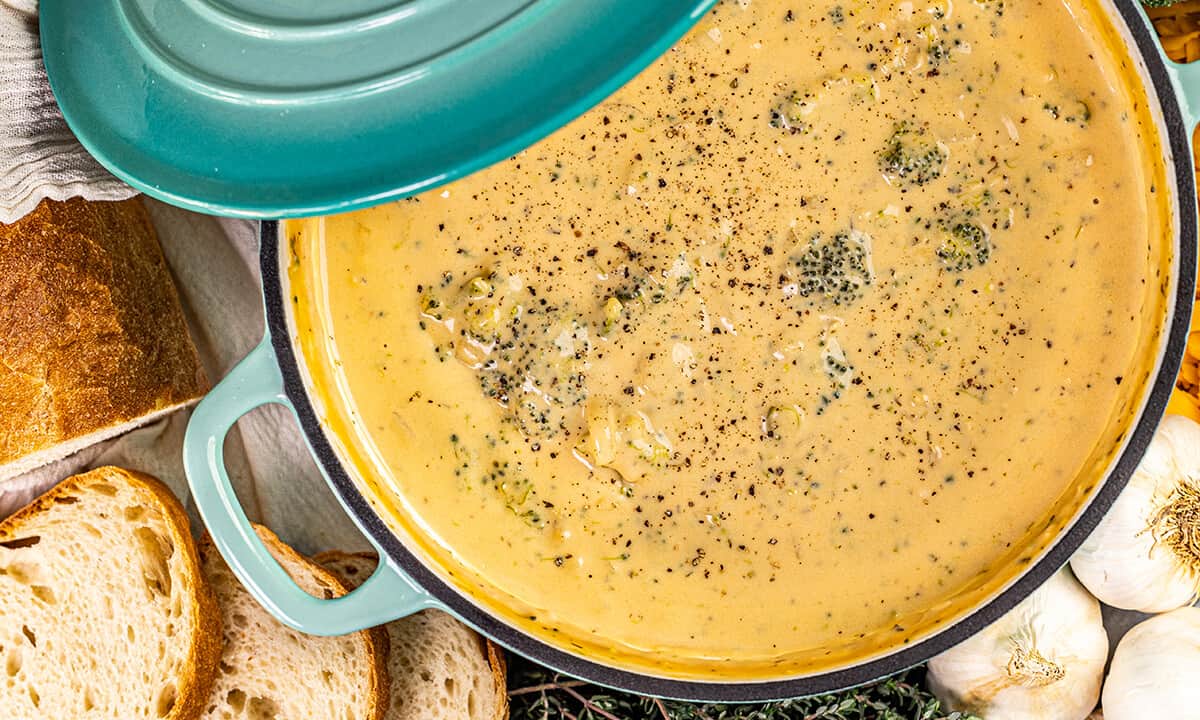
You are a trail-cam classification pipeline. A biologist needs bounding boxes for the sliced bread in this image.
[0,466,222,719]
[199,525,387,720]
[0,197,208,481]
[316,551,508,720]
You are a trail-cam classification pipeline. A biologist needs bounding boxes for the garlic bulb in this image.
[1070,414,1200,612]
[1101,606,1200,720]
[928,569,1108,720]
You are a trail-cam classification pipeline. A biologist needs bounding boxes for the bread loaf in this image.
[0,197,207,481]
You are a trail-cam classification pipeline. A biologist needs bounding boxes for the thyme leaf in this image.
[508,659,980,720]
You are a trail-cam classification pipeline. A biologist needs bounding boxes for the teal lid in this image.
[39,0,717,218]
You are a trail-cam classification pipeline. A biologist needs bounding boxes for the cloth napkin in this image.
[0,4,136,223]
[0,3,367,556]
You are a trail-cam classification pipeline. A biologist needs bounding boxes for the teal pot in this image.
[41,0,720,218]
[184,1,1200,702]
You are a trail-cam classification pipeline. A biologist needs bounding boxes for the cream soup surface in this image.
[288,0,1170,679]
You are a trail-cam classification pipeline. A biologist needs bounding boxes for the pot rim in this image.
[257,0,1198,700]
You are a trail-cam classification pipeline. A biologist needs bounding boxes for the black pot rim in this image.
[257,0,1198,701]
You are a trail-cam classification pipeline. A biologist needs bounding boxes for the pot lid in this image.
[39,0,717,218]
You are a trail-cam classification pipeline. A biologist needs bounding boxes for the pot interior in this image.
[269,0,1188,694]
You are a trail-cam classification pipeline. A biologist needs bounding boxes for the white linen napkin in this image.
[0,3,137,223]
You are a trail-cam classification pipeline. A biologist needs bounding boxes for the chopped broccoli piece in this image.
[771,75,878,134]
[1067,102,1092,124]
[790,229,875,305]
[981,0,1006,15]
[878,120,947,187]
[937,221,991,271]
[927,39,954,68]
[1043,99,1091,127]
[769,91,812,134]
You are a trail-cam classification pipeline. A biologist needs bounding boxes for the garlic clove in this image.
[1101,606,1200,720]
[928,568,1107,720]
[1071,415,1200,612]
[1071,476,1198,612]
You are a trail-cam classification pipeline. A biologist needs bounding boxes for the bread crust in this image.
[312,550,393,710]
[202,528,390,720]
[0,198,207,474]
[484,632,510,720]
[0,466,223,720]
[314,550,509,720]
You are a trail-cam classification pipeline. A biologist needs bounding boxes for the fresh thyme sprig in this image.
[507,659,980,720]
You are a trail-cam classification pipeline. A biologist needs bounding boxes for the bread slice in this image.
[0,466,222,719]
[199,525,387,720]
[0,197,207,481]
[316,551,508,720]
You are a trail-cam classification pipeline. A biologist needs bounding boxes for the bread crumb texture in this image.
[0,467,221,719]
[317,552,508,720]
[0,197,206,465]
[201,527,385,720]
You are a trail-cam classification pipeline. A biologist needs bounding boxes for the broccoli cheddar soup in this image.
[288,0,1172,678]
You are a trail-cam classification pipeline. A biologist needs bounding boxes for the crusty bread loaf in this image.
[0,466,222,719]
[0,197,207,481]
[200,526,387,720]
[316,551,508,720]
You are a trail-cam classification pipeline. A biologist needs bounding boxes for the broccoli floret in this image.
[928,40,950,68]
[878,120,947,187]
[937,221,991,271]
[791,229,875,305]
[769,91,811,134]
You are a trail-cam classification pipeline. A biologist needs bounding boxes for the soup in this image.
[287,0,1171,679]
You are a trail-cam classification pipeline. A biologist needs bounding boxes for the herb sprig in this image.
[508,658,980,720]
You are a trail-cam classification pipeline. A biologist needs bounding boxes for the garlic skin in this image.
[1102,606,1200,720]
[1071,414,1200,612]
[928,569,1108,720]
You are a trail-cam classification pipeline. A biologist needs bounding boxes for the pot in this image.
[184,0,1199,702]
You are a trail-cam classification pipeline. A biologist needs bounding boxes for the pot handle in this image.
[1168,58,1200,132]
[1144,0,1200,133]
[183,335,439,636]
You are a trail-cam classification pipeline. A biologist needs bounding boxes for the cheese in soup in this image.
[288,0,1171,678]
